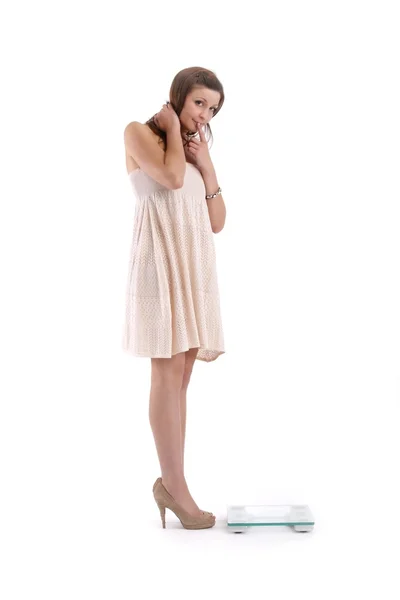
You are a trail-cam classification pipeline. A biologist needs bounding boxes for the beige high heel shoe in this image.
[153,478,216,530]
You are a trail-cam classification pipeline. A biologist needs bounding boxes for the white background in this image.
[1,0,399,598]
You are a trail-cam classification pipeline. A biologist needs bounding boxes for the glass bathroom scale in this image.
[226,504,315,533]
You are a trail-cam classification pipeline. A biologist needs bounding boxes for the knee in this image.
[153,373,183,392]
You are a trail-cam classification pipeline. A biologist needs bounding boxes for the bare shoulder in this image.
[124,121,164,146]
[124,121,148,137]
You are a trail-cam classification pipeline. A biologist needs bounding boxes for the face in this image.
[180,87,221,135]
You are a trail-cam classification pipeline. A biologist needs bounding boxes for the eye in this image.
[195,100,216,112]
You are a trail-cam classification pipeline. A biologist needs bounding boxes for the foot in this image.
[161,477,214,519]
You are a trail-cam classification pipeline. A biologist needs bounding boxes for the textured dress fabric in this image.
[122,162,225,362]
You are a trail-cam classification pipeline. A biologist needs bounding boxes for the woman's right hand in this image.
[153,102,181,133]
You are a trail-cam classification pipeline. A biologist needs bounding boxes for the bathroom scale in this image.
[226,504,315,533]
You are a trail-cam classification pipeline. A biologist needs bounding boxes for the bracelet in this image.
[205,186,222,200]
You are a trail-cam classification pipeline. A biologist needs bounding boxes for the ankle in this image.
[162,474,187,491]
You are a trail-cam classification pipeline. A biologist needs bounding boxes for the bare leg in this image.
[179,347,199,473]
[179,387,187,473]
[149,349,203,517]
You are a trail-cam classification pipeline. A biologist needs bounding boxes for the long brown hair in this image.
[145,67,225,151]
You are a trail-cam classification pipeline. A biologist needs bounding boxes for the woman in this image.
[122,67,226,529]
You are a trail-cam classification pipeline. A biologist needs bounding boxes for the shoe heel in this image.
[156,502,166,528]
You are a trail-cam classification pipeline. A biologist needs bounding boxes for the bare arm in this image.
[164,126,186,188]
[124,122,183,190]
[200,164,226,233]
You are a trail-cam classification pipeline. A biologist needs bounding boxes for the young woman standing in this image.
[123,67,226,529]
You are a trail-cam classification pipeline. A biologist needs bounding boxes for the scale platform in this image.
[227,504,315,533]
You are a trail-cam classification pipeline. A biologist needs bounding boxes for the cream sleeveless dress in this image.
[122,162,225,362]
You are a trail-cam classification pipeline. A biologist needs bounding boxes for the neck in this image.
[180,122,196,140]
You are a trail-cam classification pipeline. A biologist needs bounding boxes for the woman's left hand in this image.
[184,123,213,172]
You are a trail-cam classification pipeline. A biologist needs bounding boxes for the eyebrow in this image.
[197,96,218,108]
